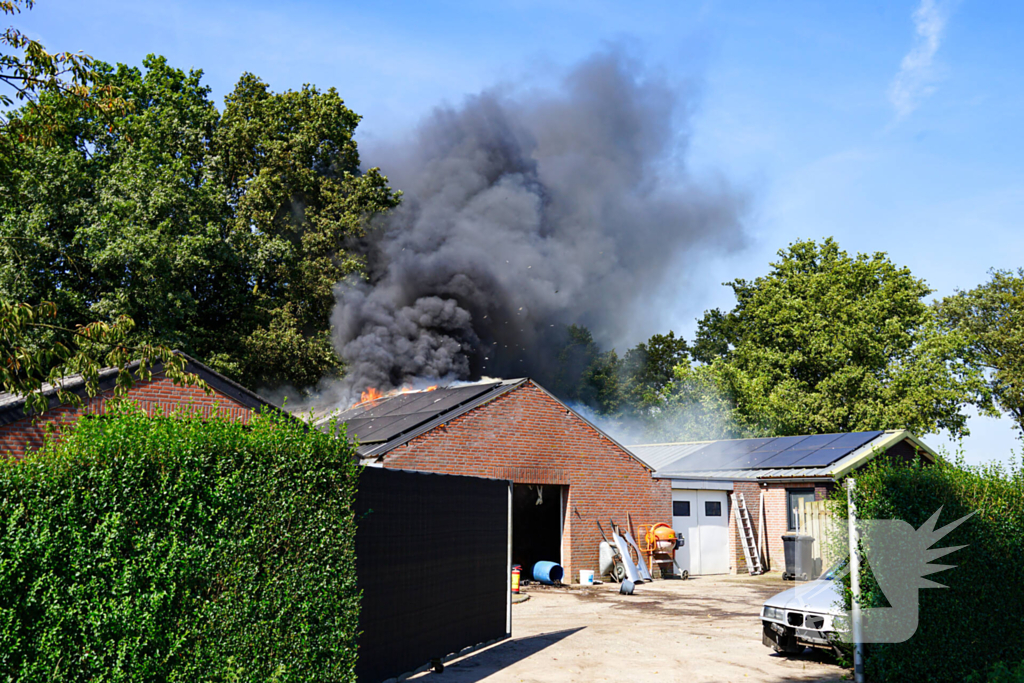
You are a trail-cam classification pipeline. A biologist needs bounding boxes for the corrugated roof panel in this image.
[626,442,708,471]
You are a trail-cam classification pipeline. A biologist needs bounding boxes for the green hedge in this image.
[0,403,360,682]
[967,658,1024,683]
[833,456,1024,683]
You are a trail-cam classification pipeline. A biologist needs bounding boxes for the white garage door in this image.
[672,489,730,575]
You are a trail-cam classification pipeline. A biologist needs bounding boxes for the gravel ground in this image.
[409,574,848,683]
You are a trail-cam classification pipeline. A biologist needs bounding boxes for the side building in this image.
[629,431,938,575]
[0,353,279,459]
[322,378,672,583]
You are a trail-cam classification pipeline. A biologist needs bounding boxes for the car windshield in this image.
[820,558,849,581]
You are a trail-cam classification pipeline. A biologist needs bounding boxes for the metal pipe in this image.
[847,478,865,683]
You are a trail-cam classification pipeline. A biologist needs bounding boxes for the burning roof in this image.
[316,379,526,456]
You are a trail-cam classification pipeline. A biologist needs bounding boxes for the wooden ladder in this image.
[733,493,764,575]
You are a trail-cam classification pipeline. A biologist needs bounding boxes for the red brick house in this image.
[0,353,279,459]
[629,431,938,576]
[322,378,672,583]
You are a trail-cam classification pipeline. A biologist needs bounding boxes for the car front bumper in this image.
[762,620,834,650]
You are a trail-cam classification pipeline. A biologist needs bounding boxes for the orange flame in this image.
[358,387,384,406]
[355,384,439,409]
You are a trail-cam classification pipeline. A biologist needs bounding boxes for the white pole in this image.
[847,478,865,683]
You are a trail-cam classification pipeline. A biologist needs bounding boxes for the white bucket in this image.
[579,570,595,586]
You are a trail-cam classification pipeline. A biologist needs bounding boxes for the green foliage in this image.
[967,659,1024,683]
[832,458,1024,683]
[936,268,1024,437]
[645,362,748,442]
[694,238,992,437]
[618,331,689,414]
[0,54,399,391]
[0,404,361,682]
[1,300,203,415]
[551,325,619,411]
[0,0,126,163]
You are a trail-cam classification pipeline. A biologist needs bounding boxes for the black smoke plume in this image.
[326,48,747,407]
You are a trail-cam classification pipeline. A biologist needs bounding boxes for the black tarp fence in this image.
[355,467,511,682]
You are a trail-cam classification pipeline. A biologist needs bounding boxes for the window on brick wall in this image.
[787,488,816,531]
[673,500,690,517]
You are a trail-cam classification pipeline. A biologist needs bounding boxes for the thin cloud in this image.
[889,0,952,119]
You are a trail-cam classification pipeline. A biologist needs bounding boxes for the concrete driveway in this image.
[410,574,847,683]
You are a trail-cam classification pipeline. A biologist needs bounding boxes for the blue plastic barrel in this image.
[532,561,564,584]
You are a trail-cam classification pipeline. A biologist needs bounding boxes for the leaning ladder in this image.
[733,493,764,575]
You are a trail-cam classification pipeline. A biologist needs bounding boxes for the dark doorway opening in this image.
[512,483,564,577]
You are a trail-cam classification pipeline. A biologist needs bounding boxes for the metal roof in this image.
[624,442,708,471]
[629,430,937,482]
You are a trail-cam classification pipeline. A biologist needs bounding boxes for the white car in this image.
[761,562,847,654]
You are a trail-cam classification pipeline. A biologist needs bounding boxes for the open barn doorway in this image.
[512,483,565,578]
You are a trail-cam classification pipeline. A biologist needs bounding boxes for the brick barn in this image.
[323,378,671,583]
[629,430,938,576]
[0,353,279,459]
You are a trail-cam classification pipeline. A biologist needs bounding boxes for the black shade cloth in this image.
[355,467,510,682]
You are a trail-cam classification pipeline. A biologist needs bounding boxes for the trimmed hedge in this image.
[0,403,360,682]
[833,456,1024,683]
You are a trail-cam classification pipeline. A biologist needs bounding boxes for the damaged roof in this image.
[629,430,938,482]
[317,379,528,458]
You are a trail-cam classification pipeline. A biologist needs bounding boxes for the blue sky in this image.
[16,0,1024,465]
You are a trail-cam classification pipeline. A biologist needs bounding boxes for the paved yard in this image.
[411,574,848,683]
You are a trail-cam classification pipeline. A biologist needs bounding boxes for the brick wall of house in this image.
[0,374,253,459]
[380,381,672,582]
[728,481,834,573]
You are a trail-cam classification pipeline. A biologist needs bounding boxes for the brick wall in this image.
[381,381,672,581]
[0,374,253,459]
[728,481,833,573]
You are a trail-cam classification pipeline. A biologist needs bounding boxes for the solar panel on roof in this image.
[818,431,883,451]
[337,383,500,420]
[712,438,782,471]
[783,432,885,468]
[646,431,892,474]
[791,433,845,448]
[333,382,505,446]
[755,448,826,469]
[750,435,811,453]
[785,448,851,469]
[421,386,499,413]
[347,413,439,443]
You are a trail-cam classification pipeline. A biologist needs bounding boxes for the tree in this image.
[619,331,689,413]
[551,325,619,411]
[936,268,1024,437]
[0,55,399,391]
[1,301,199,415]
[644,362,747,442]
[693,238,991,437]
[0,0,126,163]
[0,2,193,413]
